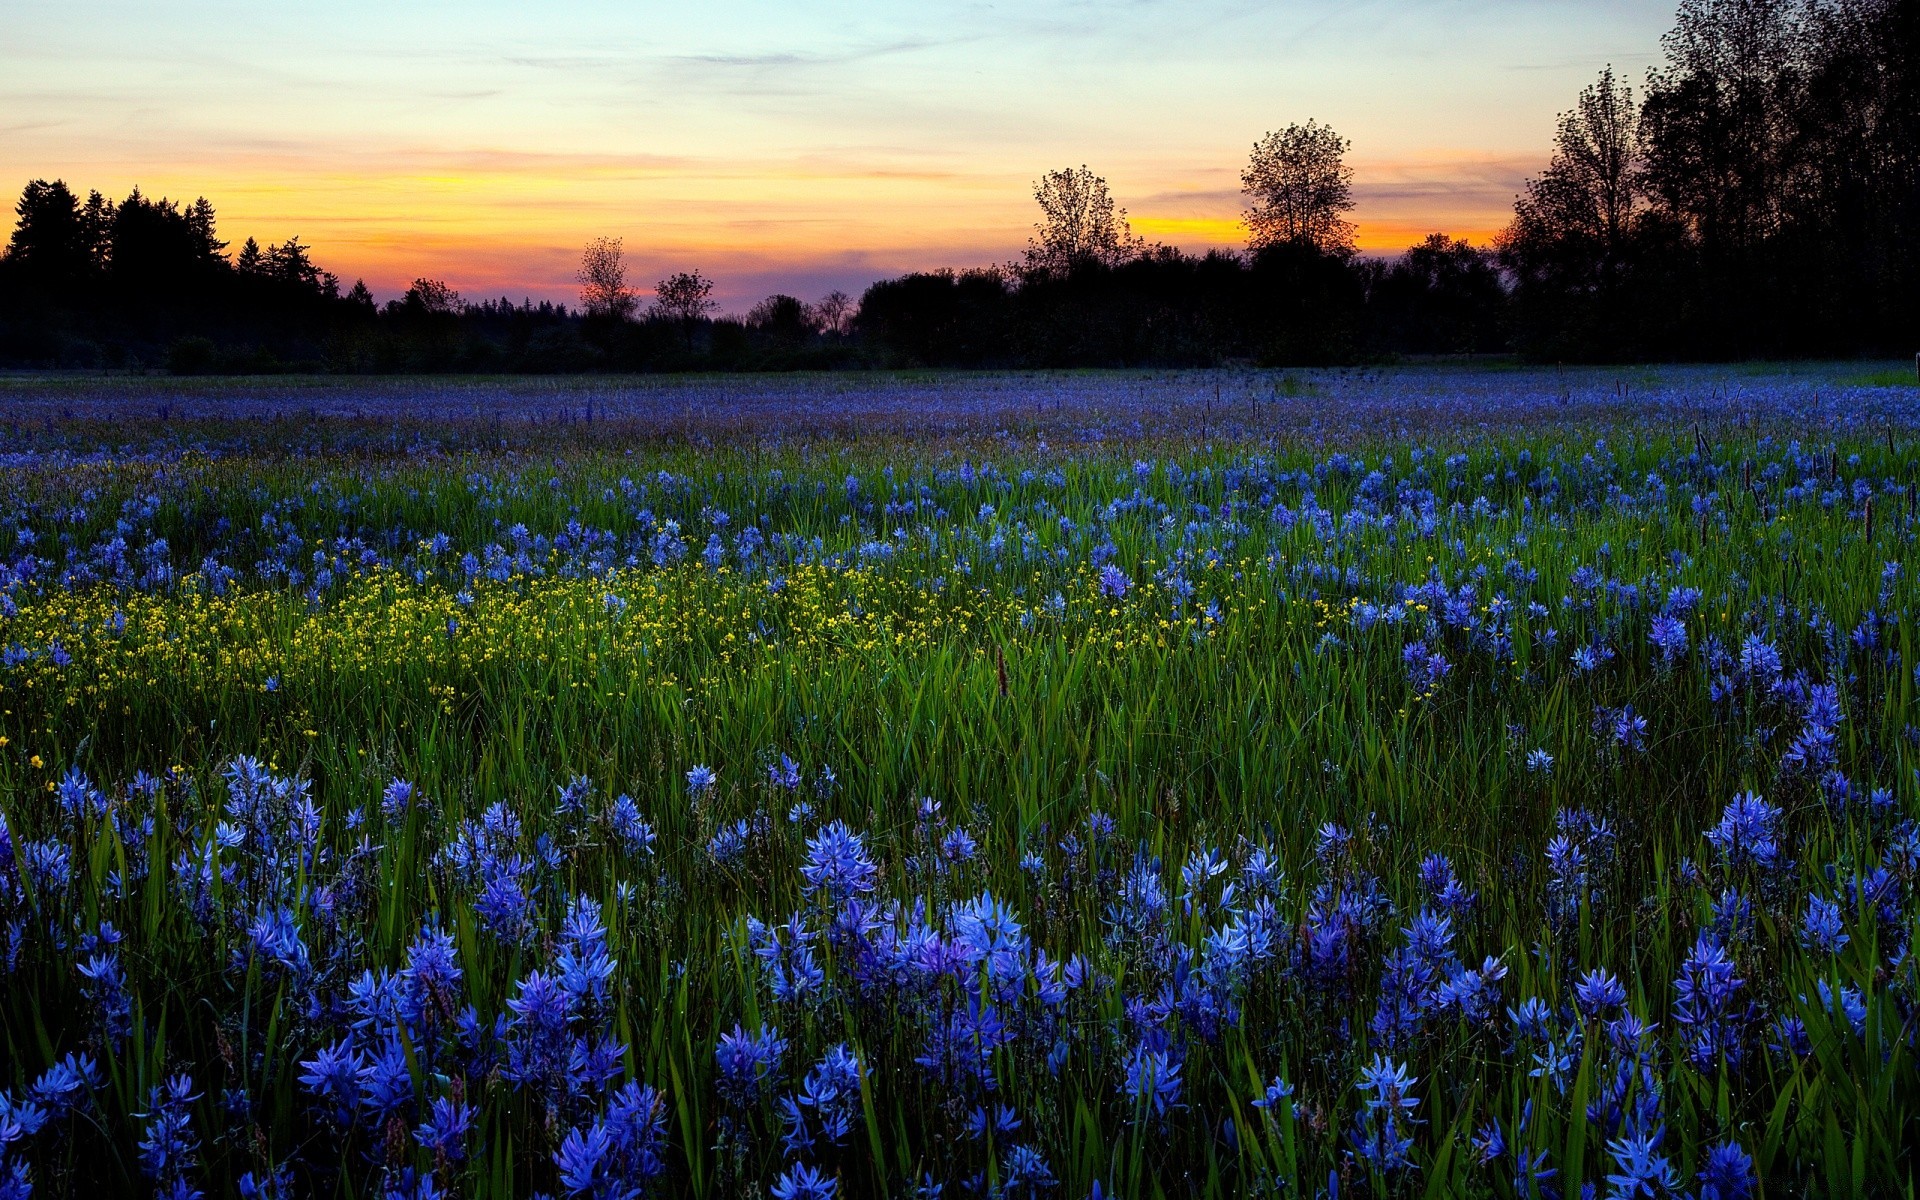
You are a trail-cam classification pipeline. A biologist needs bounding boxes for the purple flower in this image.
[1098,564,1130,599]
[414,1096,474,1163]
[768,755,803,791]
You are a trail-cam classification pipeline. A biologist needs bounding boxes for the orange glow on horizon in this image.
[18,146,1531,308]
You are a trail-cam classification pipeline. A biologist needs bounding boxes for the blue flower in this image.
[1605,1126,1680,1197]
[1120,1043,1183,1119]
[414,1096,474,1163]
[136,1075,202,1199]
[801,821,879,902]
[299,1037,362,1128]
[1673,933,1746,1070]
[1697,1139,1755,1200]
[999,1144,1056,1196]
[1705,791,1784,876]
[716,1022,788,1106]
[606,795,655,856]
[1800,894,1849,954]
[770,1164,837,1200]
[686,765,717,795]
[768,754,803,791]
[1649,614,1688,662]
[1351,1055,1420,1177]
[75,950,133,1046]
[1252,1076,1295,1112]
[556,775,594,818]
[554,1123,616,1197]
[1574,967,1627,1019]
[357,1038,415,1123]
[382,778,416,824]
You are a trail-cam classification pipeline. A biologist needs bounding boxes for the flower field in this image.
[1,366,1918,1198]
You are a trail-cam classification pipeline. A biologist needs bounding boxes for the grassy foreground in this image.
[1,406,1917,1198]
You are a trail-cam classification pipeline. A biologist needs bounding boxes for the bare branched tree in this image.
[812,290,854,336]
[577,236,636,321]
[1242,121,1357,255]
[1022,166,1146,275]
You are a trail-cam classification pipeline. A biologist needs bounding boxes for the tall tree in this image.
[265,237,328,292]
[4,180,93,290]
[1638,0,1797,261]
[577,236,636,321]
[109,188,217,295]
[1501,67,1645,286]
[1021,166,1145,276]
[235,237,266,275]
[1241,121,1356,256]
[184,198,227,265]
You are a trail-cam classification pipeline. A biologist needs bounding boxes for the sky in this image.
[1,1,1677,313]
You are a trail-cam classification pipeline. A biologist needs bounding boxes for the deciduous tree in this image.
[1022,166,1145,276]
[1241,122,1356,256]
[578,236,636,321]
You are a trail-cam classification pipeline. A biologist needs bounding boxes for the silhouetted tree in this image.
[397,278,463,316]
[235,237,266,276]
[747,294,814,340]
[1242,122,1356,256]
[857,269,1014,366]
[578,236,636,320]
[1366,235,1509,355]
[1640,0,1795,263]
[1498,66,1651,353]
[653,270,716,349]
[1513,68,1642,272]
[110,189,228,296]
[4,180,94,293]
[1022,166,1146,276]
[812,290,855,336]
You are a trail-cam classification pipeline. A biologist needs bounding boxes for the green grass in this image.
[0,415,1915,1197]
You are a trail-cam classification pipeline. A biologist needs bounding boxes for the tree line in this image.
[2,0,1912,373]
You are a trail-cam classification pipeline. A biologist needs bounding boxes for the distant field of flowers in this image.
[1,365,1917,1199]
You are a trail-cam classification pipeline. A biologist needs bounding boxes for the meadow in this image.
[1,364,1918,1199]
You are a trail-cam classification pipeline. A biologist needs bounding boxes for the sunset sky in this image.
[2,1,1676,312]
